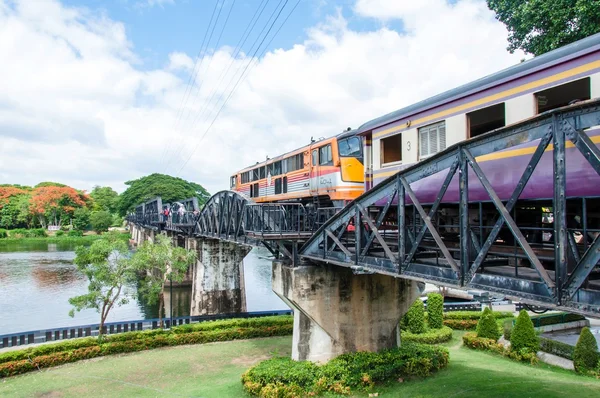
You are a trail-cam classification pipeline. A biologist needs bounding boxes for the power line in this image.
[160,1,221,167]
[175,0,300,175]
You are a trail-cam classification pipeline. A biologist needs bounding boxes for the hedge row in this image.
[462,332,538,364]
[402,326,453,344]
[0,316,293,378]
[242,342,450,397]
[443,311,514,320]
[539,338,575,360]
[529,312,586,328]
[443,319,478,330]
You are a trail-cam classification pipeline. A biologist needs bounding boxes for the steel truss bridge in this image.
[128,99,600,316]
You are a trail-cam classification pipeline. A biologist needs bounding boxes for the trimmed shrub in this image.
[463,332,538,364]
[510,310,539,354]
[427,293,444,329]
[402,326,453,344]
[539,338,575,360]
[476,308,501,341]
[406,299,426,334]
[444,319,478,330]
[573,327,599,374]
[443,311,514,320]
[242,342,449,396]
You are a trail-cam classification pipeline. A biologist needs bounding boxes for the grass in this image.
[1,333,599,397]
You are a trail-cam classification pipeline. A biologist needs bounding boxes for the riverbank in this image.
[0,233,130,246]
[1,333,599,397]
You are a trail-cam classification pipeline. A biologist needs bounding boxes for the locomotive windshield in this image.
[338,137,362,157]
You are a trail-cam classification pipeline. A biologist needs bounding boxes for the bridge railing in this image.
[244,203,314,239]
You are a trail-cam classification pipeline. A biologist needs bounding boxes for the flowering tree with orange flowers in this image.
[0,187,27,208]
[29,186,90,228]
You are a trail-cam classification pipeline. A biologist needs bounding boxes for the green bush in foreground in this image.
[573,327,599,374]
[476,308,501,341]
[402,326,453,344]
[242,342,450,397]
[510,310,539,354]
[0,316,293,378]
[427,293,444,329]
[406,299,426,334]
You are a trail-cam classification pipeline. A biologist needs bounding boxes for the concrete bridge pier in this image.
[272,261,420,363]
[188,238,250,316]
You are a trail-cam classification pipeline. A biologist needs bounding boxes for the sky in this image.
[0,0,525,195]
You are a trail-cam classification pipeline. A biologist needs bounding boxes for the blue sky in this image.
[59,0,389,71]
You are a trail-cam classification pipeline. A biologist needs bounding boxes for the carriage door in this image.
[310,148,319,195]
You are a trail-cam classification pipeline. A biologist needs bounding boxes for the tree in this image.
[69,234,135,335]
[131,234,197,327]
[476,307,501,341]
[487,0,600,56]
[118,173,210,216]
[73,208,91,231]
[510,310,539,353]
[35,182,67,188]
[0,188,33,229]
[90,210,113,233]
[427,293,444,329]
[573,327,599,373]
[30,186,89,228]
[90,186,119,213]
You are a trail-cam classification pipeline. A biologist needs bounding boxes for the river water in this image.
[0,241,288,335]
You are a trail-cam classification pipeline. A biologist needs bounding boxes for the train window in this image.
[271,161,282,176]
[419,121,446,159]
[275,178,282,194]
[381,134,402,165]
[252,168,259,181]
[285,153,304,172]
[241,172,250,184]
[230,176,236,188]
[468,103,505,138]
[338,137,362,157]
[251,183,259,198]
[283,176,288,193]
[319,145,332,166]
[535,77,590,114]
[259,166,266,179]
[312,149,318,166]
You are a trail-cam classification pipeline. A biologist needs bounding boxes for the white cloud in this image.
[0,0,524,196]
[135,0,175,9]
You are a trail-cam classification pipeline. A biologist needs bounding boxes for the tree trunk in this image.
[158,292,164,328]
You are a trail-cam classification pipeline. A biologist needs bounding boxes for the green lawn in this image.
[1,333,599,397]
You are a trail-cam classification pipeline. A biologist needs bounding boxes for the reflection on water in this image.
[0,241,288,334]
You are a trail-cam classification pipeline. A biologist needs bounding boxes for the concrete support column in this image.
[272,261,420,363]
[189,238,250,315]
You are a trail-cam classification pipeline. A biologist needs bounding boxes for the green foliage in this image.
[444,319,478,330]
[510,310,539,354]
[406,299,426,334]
[72,207,90,231]
[8,228,48,238]
[443,311,514,320]
[68,229,84,237]
[573,327,599,374]
[486,0,600,56]
[0,316,293,378]
[0,193,32,229]
[242,342,450,396]
[463,332,538,364]
[117,173,210,216]
[35,182,66,188]
[0,229,6,239]
[131,234,197,326]
[69,233,136,334]
[503,319,513,340]
[90,186,119,213]
[427,293,444,329]
[89,210,112,233]
[55,230,65,237]
[476,308,501,341]
[402,326,453,344]
[539,338,575,360]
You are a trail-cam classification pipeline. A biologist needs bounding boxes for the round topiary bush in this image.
[510,310,539,353]
[406,299,426,334]
[427,293,444,329]
[573,327,599,374]
[476,308,501,341]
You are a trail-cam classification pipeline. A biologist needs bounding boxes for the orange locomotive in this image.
[230,129,364,209]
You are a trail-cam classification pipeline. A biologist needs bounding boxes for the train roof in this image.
[236,128,360,173]
[357,32,600,135]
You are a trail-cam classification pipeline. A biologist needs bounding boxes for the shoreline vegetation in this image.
[0,232,130,245]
